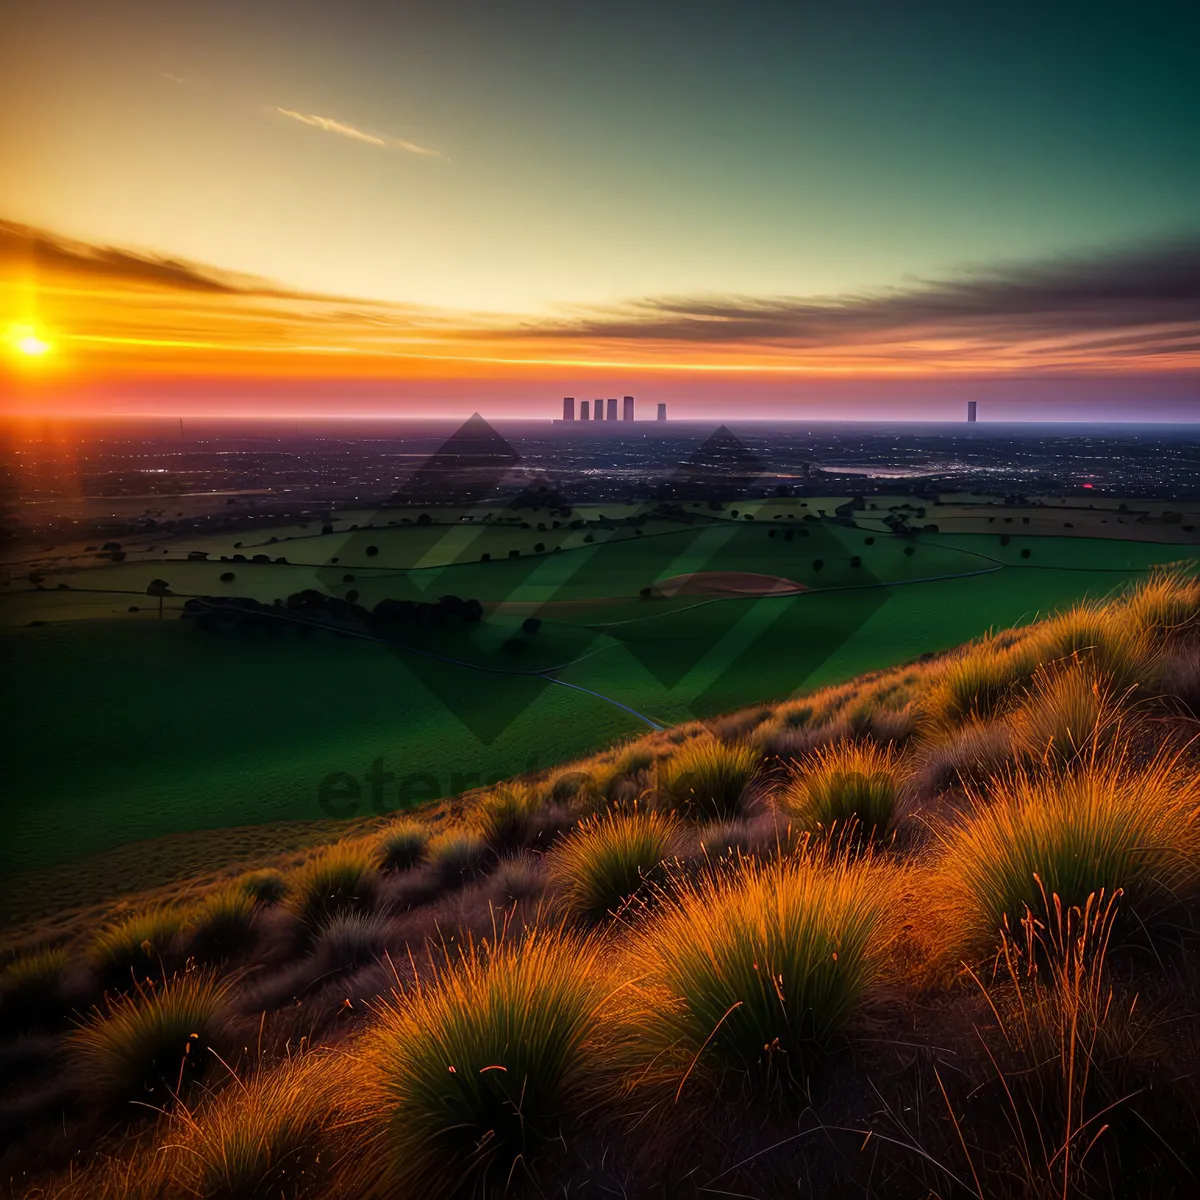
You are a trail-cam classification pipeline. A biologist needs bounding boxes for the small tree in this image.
[146,578,171,620]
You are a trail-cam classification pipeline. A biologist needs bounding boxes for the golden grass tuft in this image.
[70,969,234,1103]
[1121,566,1200,641]
[354,929,611,1197]
[426,826,489,885]
[923,641,1040,727]
[238,869,288,906]
[89,905,190,989]
[474,781,542,849]
[775,740,904,840]
[1011,664,1126,766]
[938,755,1200,954]
[622,855,896,1093]
[285,841,379,928]
[656,736,760,820]
[187,885,258,962]
[549,809,688,922]
[1026,602,1157,694]
[162,1052,356,1200]
[374,818,430,872]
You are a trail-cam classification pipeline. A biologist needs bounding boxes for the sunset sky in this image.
[2,0,1198,420]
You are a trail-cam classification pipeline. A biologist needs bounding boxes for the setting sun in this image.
[7,325,52,357]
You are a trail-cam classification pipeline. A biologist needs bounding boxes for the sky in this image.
[1,0,1198,420]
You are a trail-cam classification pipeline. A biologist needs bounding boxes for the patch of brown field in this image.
[651,570,809,597]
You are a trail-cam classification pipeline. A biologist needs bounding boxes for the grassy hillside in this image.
[0,540,1181,878]
[2,570,1199,1199]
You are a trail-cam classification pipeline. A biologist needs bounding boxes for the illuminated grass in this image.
[923,642,1039,726]
[188,885,258,962]
[776,741,903,840]
[475,782,541,850]
[940,756,1200,952]
[1012,665,1123,765]
[657,737,760,820]
[70,970,233,1103]
[626,856,894,1092]
[549,810,687,922]
[238,869,288,906]
[1027,603,1156,694]
[165,1053,352,1200]
[1121,568,1200,641]
[355,930,609,1197]
[89,906,189,989]
[285,842,379,928]
[375,819,430,872]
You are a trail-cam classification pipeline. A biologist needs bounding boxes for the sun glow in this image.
[7,325,52,358]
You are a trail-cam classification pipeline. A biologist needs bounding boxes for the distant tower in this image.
[606,398,618,421]
[656,403,667,421]
[593,399,604,421]
[580,400,590,420]
[623,395,635,421]
[967,401,978,423]
[562,397,575,422]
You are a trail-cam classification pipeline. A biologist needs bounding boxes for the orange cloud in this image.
[3,220,1198,407]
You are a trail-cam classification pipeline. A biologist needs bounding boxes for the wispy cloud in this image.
[274,108,443,157]
[157,71,187,85]
[506,239,1200,364]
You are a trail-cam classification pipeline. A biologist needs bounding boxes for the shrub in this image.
[355,930,609,1197]
[427,828,489,886]
[285,842,379,928]
[657,737,760,820]
[475,782,541,850]
[70,970,233,1103]
[626,856,893,1093]
[164,1053,351,1200]
[549,811,687,922]
[0,946,70,1028]
[777,741,903,840]
[375,818,431,871]
[939,757,1200,953]
[238,869,288,906]
[89,906,190,988]
[187,886,258,963]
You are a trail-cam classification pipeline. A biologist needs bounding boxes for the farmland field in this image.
[3,492,1196,899]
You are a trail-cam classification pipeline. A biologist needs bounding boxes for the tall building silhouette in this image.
[623,395,635,421]
[580,400,590,420]
[657,402,667,421]
[967,401,978,423]
[606,398,618,421]
[562,397,575,421]
[593,398,604,421]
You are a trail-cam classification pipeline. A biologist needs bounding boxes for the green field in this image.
[3,501,1194,879]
